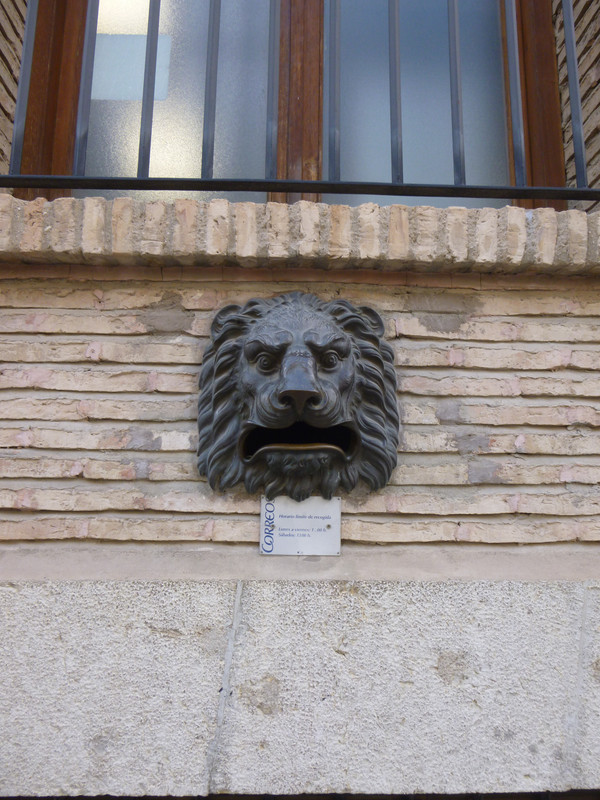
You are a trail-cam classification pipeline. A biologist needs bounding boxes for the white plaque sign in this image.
[260,495,341,556]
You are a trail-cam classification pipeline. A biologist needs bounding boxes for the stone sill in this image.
[2,541,600,582]
[1,194,599,274]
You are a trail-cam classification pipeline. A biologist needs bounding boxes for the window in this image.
[12,0,569,207]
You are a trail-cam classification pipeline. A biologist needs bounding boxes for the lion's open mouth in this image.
[241,422,358,462]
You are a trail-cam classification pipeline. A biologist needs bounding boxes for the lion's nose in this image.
[279,387,321,415]
[278,360,322,414]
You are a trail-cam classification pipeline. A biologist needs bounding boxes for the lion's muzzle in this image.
[277,350,323,415]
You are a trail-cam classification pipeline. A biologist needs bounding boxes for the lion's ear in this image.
[358,306,385,337]
[210,305,242,338]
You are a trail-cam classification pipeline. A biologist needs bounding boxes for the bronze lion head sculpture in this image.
[197,292,399,502]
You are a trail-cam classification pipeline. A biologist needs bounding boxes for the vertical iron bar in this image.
[504,0,527,186]
[561,0,587,187]
[201,0,221,180]
[9,0,39,174]
[73,0,100,176]
[328,0,340,182]
[265,0,280,179]
[447,0,465,185]
[137,0,161,178]
[388,0,402,184]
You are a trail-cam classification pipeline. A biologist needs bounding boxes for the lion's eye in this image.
[321,351,340,369]
[256,354,277,373]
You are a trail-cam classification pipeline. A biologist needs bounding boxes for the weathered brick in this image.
[555,209,588,270]
[587,211,600,268]
[0,338,201,365]
[434,400,600,427]
[0,310,148,335]
[265,201,290,259]
[205,198,230,260]
[19,197,48,257]
[0,485,256,513]
[1,484,598,517]
[354,203,381,261]
[0,366,197,393]
[140,201,168,257]
[326,203,351,262]
[443,207,469,264]
[81,197,107,258]
[0,397,83,421]
[402,429,600,456]
[409,205,438,262]
[0,424,195,451]
[526,207,558,267]
[76,398,196,421]
[394,342,581,370]
[394,313,600,343]
[292,200,321,259]
[399,374,600,399]
[386,205,409,265]
[233,202,258,264]
[0,193,15,250]
[0,515,235,542]
[172,199,203,258]
[471,208,498,264]
[391,462,468,485]
[342,517,600,543]
[50,197,80,256]
[110,197,136,260]
[0,457,85,479]
[342,487,600,516]
[498,206,526,268]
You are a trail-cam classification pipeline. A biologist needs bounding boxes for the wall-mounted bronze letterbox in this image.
[198,292,399,502]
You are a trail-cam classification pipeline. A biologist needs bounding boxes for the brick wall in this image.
[553,0,600,211]
[0,0,26,173]
[1,196,599,546]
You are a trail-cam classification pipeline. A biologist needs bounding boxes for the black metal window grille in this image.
[4,0,599,203]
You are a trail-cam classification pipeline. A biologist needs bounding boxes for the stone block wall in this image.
[0,0,26,173]
[553,0,600,211]
[1,196,600,547]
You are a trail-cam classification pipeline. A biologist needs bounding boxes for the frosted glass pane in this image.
[84,0,150,177]
[337,0,391,183]
[91,35,170,101]
[459,0,509,186]
[148,0,210,179]
[399,0,453,185]
[85,101,142,178]
[213,0,270,180]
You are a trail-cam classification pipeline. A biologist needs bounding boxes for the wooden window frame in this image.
[271,0,323,203]
[17,0,87,201]
[512,0,567,209]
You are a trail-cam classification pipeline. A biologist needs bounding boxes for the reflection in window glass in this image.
[84,0,150,178]
[147,0,210,180]
[214,0,270,182]
[459,0,509,189]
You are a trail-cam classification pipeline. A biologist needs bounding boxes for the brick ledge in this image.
[0,195,599,274]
